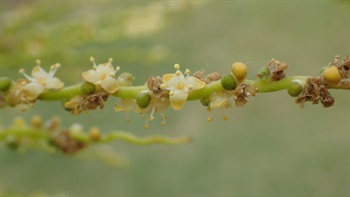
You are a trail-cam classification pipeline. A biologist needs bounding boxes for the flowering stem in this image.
[38,83,84,100]
[246,76,309,93]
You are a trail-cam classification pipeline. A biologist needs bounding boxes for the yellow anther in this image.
[169,90,174,96]
[55,63,61,68]
[161,121,166,126]
[175,70,181,76]
[207,117,213,122]
[90,56,95,62]
[36,59,41,65]
[150,116,155,121]
[160,84,166,89]
[144,124,149,129]
[116,66,120,71]
[19,69,25,74]
[188,85,193,90]
[108,58,113,63]
[174,64,180,70]
[185,69,190,75]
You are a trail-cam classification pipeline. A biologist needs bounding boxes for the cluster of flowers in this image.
[1,56,349,128]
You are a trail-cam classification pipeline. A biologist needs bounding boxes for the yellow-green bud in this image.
[200,96,211,107]
[221,74,237,90]
[0,77,11,91]
[231,62,247,82]
[287,80,303,97]
[80,81,95,95]
[322,66,341,86]
[136,91,151,109]
[117,72,135,86]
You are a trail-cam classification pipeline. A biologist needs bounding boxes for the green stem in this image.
[39,83,84,100]
[246,76,309,93]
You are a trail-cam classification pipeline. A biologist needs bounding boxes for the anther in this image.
[116,66,120,71]
[188,85,193,90]
[90,56,95,62]
[108,58,113,63]
[36,59,41,65]
[174,64,180,70]
[19,69,25,74]
[160,84,166,89]
[169,90,174,96]
[185,69,190,75]
[175,70,181,76]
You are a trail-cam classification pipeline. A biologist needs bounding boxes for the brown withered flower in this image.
[193,70,221,84]
[295,77,334,108]
[268,58,288,81]
[232,83,256,106]
[64,93,109,115]
[51,131,87,154]
[147,76,167,98]
[339,57,349,78]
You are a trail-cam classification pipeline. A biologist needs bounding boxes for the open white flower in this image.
[162,64,206,111]
[19,60,64,101]
[82,57,119,94]
[209,91,232,110]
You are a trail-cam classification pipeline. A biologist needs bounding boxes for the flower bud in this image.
[200,96,211,107]
[0,77,11,91]
[136,91,151,109]
[89,126,101,141]
[221,74,237,90]
[80,81,95,95]
[231,62,247,82]
[322,66,341,86]
[117,72,135,86]
[287,80,303,97]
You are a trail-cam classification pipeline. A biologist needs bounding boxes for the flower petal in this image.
[186,76,206,89]
[114,98,135,111]
[169,90,188,111]
[45,77,64,89]
[82,69,100,84]
[96,63,114,74]
[31,66,49,79]
[162,73,175,84]
[100,76,119,93]
[24,82,45,101]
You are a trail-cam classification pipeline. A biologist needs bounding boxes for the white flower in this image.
[209,91,232,110]
[19,60,64,101]
[162,64,206,111]
[82,57,119,94]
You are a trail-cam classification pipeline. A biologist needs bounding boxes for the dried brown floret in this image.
[268,58,288,81]
[232,83,256,106]
[51,131,87,154]
[85,92,108,110]
[147,76,167,98]
[64,93,109,115]
[193,70,221,84]
[295,77,334,108]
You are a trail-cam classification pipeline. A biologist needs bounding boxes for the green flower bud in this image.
[287,80,303,97]
[136,91,151,109]
[200,96,211,107]
[221,74,237,90]
[0,77,11,91]
[80,81,95,95]
[117,72,135,86]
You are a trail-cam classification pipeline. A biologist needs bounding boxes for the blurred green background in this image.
[0,0,349,196]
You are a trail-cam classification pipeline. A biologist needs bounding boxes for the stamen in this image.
[175,70,181,76]
[36,59,41,65]
[160,84,166,89]
[108,58,113,64]
[188,85,193,90]
[19,69,25,74]
[169,90,174,96]
[174,64,180,70]
[185,69,190,75]
[207,117,213,122]
[149,106,156,121]
[90,56,97,68]
[116,66,120,71]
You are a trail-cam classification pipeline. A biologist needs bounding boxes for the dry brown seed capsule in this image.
[136,91,151,109]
